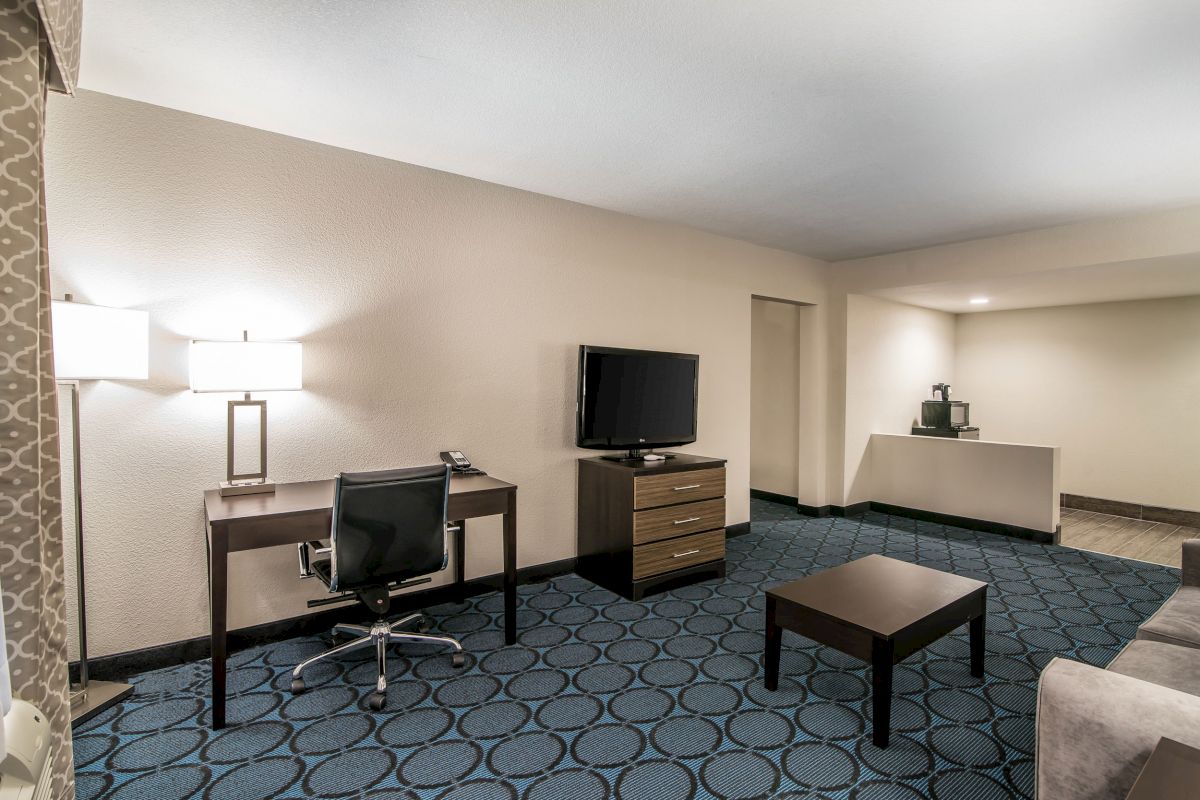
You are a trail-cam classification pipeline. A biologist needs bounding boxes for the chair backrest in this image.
[329,464,450,592]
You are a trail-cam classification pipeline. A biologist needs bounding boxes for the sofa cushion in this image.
[1107,640,1200,698]
[1137,586,1200,650]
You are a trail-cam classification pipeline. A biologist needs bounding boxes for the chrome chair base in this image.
[290,613,464,710]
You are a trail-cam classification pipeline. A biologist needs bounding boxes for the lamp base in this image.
[70,680,134,727]
[219,478,276,497]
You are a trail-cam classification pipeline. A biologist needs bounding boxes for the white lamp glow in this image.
[51,301,149,380]
[49,298,146,723]
[189,340,302,393]
[969,297,990,306]
[189,333,303,496]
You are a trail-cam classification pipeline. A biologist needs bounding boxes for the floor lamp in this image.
[51,296,149,725]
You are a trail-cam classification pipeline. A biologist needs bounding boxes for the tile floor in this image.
[1060,507,1199,567]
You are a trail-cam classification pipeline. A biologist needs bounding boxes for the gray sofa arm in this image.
[1037,657,1200,800]
[1182,539,1200,587]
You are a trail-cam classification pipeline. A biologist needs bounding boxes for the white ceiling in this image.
[870,253,1200,313]
[78,1,1200,261]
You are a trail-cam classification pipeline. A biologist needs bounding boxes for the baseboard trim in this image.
[870,501,1059,545]
[725,521,751,539]
[1062,493,1200,528]
[795,498,1058,544]
[831,502,871,518]
[750,488,800,507]
[797,504,831,518]
[78,557,578,682]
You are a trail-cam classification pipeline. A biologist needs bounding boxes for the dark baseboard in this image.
[831,502,871,518]
[797,504,831,518]
[750,488,800,507]
[725,521,751,539]
[796,498,1058,545]
[870,501,1059,545]
[1062,493,1200,529]
[78,557,578,683]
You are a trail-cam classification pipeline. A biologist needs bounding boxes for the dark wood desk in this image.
[764,554,987,748]
[204,473,517,730]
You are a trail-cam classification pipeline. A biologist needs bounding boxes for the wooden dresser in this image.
[576,454,727,600]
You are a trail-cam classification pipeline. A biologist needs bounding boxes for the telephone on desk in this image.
[440,450,486,476]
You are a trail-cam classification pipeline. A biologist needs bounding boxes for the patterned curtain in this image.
[1,0,80,798]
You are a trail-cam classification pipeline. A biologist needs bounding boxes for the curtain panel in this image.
[1,0,82,797]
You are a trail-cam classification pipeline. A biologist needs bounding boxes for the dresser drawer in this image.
[633,529,725,580]
[633,497,725,545]
[633,467,725,510]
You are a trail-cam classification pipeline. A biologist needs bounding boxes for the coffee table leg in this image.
[871,638,894,748]
[764,595,781,691]
[970,613,985,678]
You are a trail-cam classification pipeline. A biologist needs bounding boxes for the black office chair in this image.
[291,464,465,710]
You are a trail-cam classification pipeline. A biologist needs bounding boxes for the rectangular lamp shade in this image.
[189,339,303,393]
[51,300,149,381]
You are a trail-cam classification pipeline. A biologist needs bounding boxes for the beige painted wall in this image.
[956,296,1200,511]
[750,298,800,498]
[869,434,1060,533]
[45,91,829,657]
[842,295,956,505]
[823,205,1200,506]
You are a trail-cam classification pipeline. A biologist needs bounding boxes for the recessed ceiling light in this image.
[969,297,989,305]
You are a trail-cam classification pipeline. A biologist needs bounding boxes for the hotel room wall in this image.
[750,298,800,499]
[822,205,1200,507]
[44,90,829,657]
[842,294,957,505]
[955,296,1200,512]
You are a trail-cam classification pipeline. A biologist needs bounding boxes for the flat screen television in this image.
[576,345,698,459]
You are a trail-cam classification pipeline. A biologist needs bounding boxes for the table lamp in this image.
[189,331,302,496]
[51,295,149,724]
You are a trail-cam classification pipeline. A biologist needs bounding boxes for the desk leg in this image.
[453,520,466,604]
[208,525,228,731]
[503,492,517,646]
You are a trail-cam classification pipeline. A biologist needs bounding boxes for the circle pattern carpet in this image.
[73,499,1179,799]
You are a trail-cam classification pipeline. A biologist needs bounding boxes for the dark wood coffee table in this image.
[1125,738,1200,800]
[764,554,987,748]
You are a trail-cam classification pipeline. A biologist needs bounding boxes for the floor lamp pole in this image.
[65,381,133,725]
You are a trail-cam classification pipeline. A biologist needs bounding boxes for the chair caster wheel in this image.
[368,692,386,711]
[417,618,431,633]
[451,652,466,668]
[290,678,306,695]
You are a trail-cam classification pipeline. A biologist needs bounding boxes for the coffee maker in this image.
[913,382,980,439]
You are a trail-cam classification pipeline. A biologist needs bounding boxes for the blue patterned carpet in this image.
[74,499,1179,799]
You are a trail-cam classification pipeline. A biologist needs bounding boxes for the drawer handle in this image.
[673,517,701,525]
[673,484,701,491]
[672,549,701,558]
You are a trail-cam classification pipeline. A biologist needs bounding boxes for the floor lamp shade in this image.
[51,301,149,380]
[48,299,147,726]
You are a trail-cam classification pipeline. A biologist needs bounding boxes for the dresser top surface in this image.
[579,453,725,476]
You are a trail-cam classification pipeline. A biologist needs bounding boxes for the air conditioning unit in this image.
[0,700,52,800]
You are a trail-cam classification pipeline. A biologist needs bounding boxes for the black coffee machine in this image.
[913,383,980,439]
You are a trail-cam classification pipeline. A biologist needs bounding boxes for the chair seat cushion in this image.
[1107,640,1200,698]
[1137,586,1200,650]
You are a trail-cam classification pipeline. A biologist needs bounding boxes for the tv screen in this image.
[576,345,698,452]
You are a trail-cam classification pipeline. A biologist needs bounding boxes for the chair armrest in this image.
[1182,540,1200,587]
[1037,657,1200,800]
[297,540,330,578]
